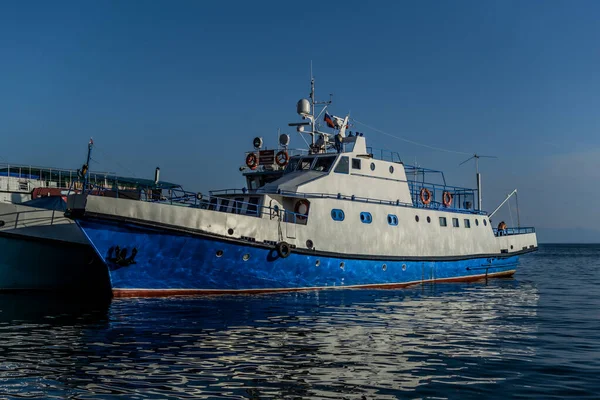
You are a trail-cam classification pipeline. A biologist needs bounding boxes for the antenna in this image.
[459,153,497,211]
[291,63,334,149]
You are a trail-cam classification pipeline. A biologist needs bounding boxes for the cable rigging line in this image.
[351,118,472,156]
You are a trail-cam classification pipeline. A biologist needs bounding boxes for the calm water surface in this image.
[0,244,598,399]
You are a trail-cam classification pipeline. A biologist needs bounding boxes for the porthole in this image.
[402,264,407,271]
[315,259,320,267]
[415,215,419,222]
[227,228,234,235]
[306,239,314,249]
[427,216,431,223]
[216,250,224,257]
[242,254,250,261]
[389,166,394,174]
[370,162,375,171]
[484,219,487,226]
[387,214,398,226]
[340,262,345,270]
[382,264,387,271]
[475,219,479,226]
[360,212,372,224]
[510,245,514,249]
[331,209,345,221]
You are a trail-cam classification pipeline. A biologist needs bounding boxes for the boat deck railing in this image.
[209,187,487,215]
[493,227,536,236]
[366,147,402,163]
[86,185,308,224]
[407,180,478,212]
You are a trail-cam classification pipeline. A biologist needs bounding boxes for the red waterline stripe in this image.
[111,270,516,298]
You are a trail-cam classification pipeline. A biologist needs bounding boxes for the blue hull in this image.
[77,219,519,296]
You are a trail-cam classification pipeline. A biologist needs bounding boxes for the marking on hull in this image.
[111,270,516,298]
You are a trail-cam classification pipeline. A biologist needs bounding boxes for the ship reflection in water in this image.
[0,276,543,399]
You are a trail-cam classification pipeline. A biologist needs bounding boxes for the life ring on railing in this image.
[442,191,453,207]
[294,199,310,220]
[245,153,258,170]
[276,241,291,258]
[420,188,431,205]
[275,150,289,167]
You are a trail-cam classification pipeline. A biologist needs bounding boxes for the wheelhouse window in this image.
[334,156,349,174]
[299,156,315,171]
[352,158,361,170]
[284,157,301,173]
[312,155,336,172]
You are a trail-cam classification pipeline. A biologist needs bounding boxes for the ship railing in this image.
[493,227,536,236]
[366,147,402,163]
[275,190,487,215]
[85,185,308,224]
[0,163,117,191]
[407,180,478,212]
[156,187,307,223]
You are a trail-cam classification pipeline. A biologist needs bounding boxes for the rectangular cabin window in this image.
[299,157,315,171]
[245,197,260,216]
[452,218,459,227]
[334,156,349,174]
[285,157,301,173]
[312,155,336,172]
[234,197,244,214]
[439,217,447,227]
[352,158,361,170]
[464,219,471,228]
[218,199,230,212]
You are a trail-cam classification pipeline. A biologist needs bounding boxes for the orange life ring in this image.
[420,188,431,205]
[442,191,453,207]
[245,153,258,170]
[275,150,289,167]
[294,199,310,220]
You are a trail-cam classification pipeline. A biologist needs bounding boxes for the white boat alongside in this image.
[66,79,538,297]
[0,143,181,293]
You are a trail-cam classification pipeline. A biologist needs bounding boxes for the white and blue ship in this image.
[66,80,538,297]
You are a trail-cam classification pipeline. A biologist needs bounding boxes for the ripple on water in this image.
[0,245,599,399]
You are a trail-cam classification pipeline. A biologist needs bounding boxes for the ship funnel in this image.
[297,99,310,116]
[154,167,160,185]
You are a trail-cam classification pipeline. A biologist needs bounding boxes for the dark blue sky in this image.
[1,1,599,240]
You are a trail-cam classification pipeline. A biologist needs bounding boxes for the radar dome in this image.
[296,99,310,116]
